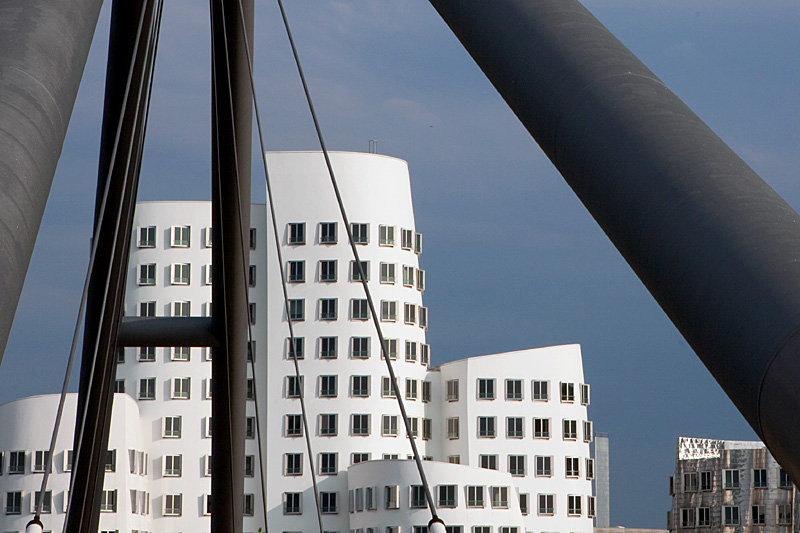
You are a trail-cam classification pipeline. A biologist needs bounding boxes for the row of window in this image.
[679,505,793,527]
[470,417,592,442]
[285,337,430,365]
[137,263,258,290]
[286,222,422,253]
[444,379,590,405]
[353,527,519,533]
[3,489,143,516]
[680,468,794,492]
[159,415,256,439]
[280,297,427,328]
[137,225,257,251]
[0,450,119,476]
[134,377,255,402]
[285,375,431,401]
[288,260,425,291]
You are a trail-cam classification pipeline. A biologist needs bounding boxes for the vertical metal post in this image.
[67,1,156,531]
[210,0,253,532]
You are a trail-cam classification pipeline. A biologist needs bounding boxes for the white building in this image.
[0,151,595,533]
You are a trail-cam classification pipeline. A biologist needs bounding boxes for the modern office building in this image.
[0,152,595,533]
[668,437,799,533]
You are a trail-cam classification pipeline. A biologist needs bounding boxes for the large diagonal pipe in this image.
[429,0,800,480]
[0,0,103,359]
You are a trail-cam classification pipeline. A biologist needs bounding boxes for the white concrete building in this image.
[0,152,594,533]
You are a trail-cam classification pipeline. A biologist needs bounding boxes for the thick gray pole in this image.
[0,0,103,359]
[210,1,253,532]
[429,0,800,482]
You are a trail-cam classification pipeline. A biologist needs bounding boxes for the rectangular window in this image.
[466,486,484,508]
[288,223,305,244]
[171,263,190,285]
[562,419,577,440]
[681,509,695,529]
[351,414,370,436]
[381,300,397,321]
[171,346,190,361]
[139,301,156,317]
[533,380,549,400]
[321,491,338,514]
[385,485,399,509]
[403,265,414,287]
[114,379,125,393]
[751,505,765,525]
[401,229,413,250]
[701,470,713,491]
[410,485,426,508]
[447,417,459,439]
[351,260,370,282]
[319,336,336,359]
[244,493,255,516]
[171,377,190,399]
[319,298,337,320]
[320,222,337,244]
[138,378,156,400]
[405,340,417,362]
[446,379,459,401]
[509,455,526,476]
[138,263,156,285]
[422,380,431,402]
[406,378,418,400]
[31,490,52,514]
[478,378,495,399]
[780,468,793,488]
[320,452,338,474]
[320,414,337,436]
[753,468,767,488]
[163,455,182,477]
[415,232,422,253]
[288,260,305,282]
[284,453,302,476]
[565,457,580,478]
[382,415,398,436]
[248,302,256,324]
[249,227,256,249]
[351,223,369,244]
[172,300,190,317]
[683,472,698,492]
[778,504,792,525]
[320,375,337,397]
[163,416,182,438]
[171,225,190,247]
[724,469,740,489]
[724,506,739,525]
[5,491,21,514]
[379,225,395,246]
[698,507,711,526]
[506,417,524,438]
[138,226,156,247]
[491,486,508,509]
[580,383,590,405]
[284,492,302,514]
[205,264,213,285]
[417,269,425,291]
[100,489,117,513]
[205,226,214,248]
[478,416,496,438]
[538,494,554,516]
[33,450,50,473]
[534,418,550,438]
[421,343,430,366]
[351,375,370,397]
[380,262,396,283]
[351,337,370,358]
[567,494,582,516]
[407,417,419,438]
[438,485,456,508]
[319,259,337,282]
[586,458,595,479]
[535,456,552,477]
[248,264,257,286]
[105,449,116,472]
[352,452,371,464]
[285,414,303,437]
[583,420,593,442]
[560,382,575,402]
[418,305,427,328]
[286,375,303,398]
[287,337,304,359]
[404,302,416,324]
[505,379,523,400]
[423,418,432,440]
[386,338,398,360]
[382,376,396,398]
[351,299,369,320]
[246,416,255,439]
[448,455,460,464]
[479,455,498,470]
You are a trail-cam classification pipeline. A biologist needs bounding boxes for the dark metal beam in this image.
[67,1,157,531]
[210,0,253,532]
[118,317,219,347]
[428,0,800,482]
[0,0,103,359]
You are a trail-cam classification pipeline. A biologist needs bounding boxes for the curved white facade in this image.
[0,152,594,533]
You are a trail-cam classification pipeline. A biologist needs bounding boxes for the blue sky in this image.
[2,0,799,527]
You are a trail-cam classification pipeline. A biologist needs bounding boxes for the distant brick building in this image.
[668,437,799,533]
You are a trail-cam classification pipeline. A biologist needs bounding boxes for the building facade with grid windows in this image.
[0,152,595,533]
